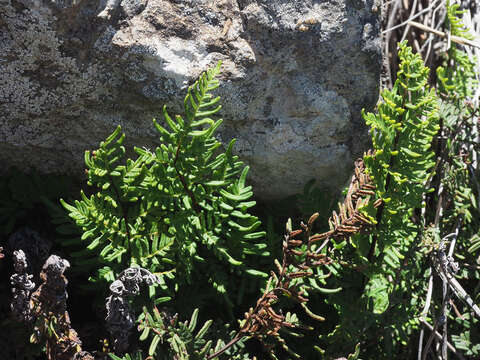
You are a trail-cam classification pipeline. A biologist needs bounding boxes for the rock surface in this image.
[0,0,381,199]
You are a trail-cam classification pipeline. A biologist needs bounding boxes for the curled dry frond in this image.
[238,213,332,344]
[311,154,379,244]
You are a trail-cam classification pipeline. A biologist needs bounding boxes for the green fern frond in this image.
[61,62,267,310]
[362,41,439,250]
[322,42,440,357]
[437,1,478,99]
[445,0,475,40]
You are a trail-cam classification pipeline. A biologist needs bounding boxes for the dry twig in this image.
[419,318,465,360]
[408,21,480,48]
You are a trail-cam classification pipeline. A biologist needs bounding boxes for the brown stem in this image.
[206,221,327,359]
[173,138,182,165]
[305,222,312,267]
[206,332,244,360]
[206,233,293,359]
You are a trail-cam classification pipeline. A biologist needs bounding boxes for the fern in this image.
[437,1,477,99]
[361,41,439,255]
[315,7,480,357]
[8,11,480,357]
[114,307,252,360]
[359,40,439,305]
[317,41,440,357]
[61,62,267,309]
[138,307,214,359]
[426,3,480,357]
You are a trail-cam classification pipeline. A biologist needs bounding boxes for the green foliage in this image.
[362,41,439,250]
[7,5,480,358]
[61,62,267,309]
[451,312,480,357]
[109,351,144,360]
[437,1,477,99]
[161,32,476,360]
[435,0,478,229]
[323,5,480,358]
[115,306,252,360]
[138,307,214,359]
[427,3,480,356]
[437,100,477,225]
[317,41,440,357]
[445,0,475,41]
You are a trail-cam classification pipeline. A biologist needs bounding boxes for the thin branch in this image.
[383,0,444,34]
[422,315,441,360]
[449,298,465,320]
[314,237,330,255]
[400,0,419,42]
[421,1,446,62]
[442,270,480,319]
[447,217,462,258]
[441,277,449,360]
[206,333,242,360]
[418,271,434,360]
[408,21,480,48]
[419,319,466,360]
[439,219,462,360]
[383,0,402,89]
[435,230,480,319]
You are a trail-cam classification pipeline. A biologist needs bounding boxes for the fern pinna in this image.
[61,62,267,307]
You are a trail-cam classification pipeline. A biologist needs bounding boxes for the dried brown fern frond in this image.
[311,153,381,245]
[241,219,331,349]
[208,155,380,358]
[207,214,331,359]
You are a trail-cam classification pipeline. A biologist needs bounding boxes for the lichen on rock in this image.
[0,0,381,199]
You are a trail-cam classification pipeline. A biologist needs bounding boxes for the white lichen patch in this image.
[0,0,380,199]
[144,37,214,89]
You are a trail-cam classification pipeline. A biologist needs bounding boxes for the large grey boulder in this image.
[0,0,380,199]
